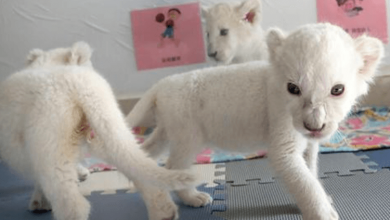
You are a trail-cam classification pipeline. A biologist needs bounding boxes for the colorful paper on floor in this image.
[320,106,390,152]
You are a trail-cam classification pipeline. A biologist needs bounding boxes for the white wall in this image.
[0,0,389,98]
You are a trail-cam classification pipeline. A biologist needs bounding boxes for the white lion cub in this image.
[0,42,198,220]
[127,23,384,219]
[202,0,268,64]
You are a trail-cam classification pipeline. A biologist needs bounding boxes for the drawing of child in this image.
[336,0,363,17]
[156,8,181,47]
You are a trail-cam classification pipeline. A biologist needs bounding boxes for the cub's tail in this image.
[74,71,197,190]
[125,85,158,128]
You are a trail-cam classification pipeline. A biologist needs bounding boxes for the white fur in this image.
[0,42,198,220]
[127,23,384,219]
[203,0,268,64]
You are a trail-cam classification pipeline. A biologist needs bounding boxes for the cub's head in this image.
[203,0,262,64]
[26,41,93,68]
[267,23,384,140]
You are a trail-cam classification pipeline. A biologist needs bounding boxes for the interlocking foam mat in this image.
[318,153,377,177]
[216,170,390,220]
[223,152,376,186]
[355,147,390,170]
[0,163,226,220]
[216,152,390,220]
[86,183,226,220]
[2,150,390,220]
[218,152,390,220]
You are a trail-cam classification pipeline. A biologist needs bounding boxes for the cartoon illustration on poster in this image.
[156,8,181,48]
[317,0,388,43]
[131,3,206,71]
[336,0,364,17]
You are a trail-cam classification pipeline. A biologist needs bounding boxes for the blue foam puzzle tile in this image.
[0,162,227,220]
[0,164,52,220]
[355,148,390,170]
[87,184,226,220]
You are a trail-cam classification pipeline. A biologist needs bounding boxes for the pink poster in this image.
[317,0,388,43]
[131,2,206,71]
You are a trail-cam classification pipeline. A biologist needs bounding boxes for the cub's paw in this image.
[327,195,335,205]
[28,192,51,212]
[329,206,339,220]
[77,164,90,182]
[148,192,178,220]
[177,189,212,207]
[167,170,199,190]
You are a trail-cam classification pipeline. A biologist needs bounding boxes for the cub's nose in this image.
[304,122,325,132]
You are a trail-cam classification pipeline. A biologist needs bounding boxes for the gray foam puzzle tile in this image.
[318,153,377,178]
[217,169,390,220]
[215,180,301,220]
[224,153,377,186]
[322,170,390,220]
[192,163,226,188]
[225,158,275,186]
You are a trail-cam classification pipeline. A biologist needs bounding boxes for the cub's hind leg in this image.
[28,185,51,212]
[26,128,90,220]
[141,126,169,159]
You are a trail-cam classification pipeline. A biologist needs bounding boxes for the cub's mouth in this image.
[302,123,338,141]
[302,122,329,140]
[305,132,324,139]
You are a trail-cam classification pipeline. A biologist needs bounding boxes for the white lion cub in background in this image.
[127,23,384,219]
[203,0,268,64]
[0,42,198,220]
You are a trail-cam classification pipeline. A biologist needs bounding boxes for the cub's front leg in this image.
[268,138,338,220]
[165,149,212,207]
[303,141,319,177]
[133,179,179,220]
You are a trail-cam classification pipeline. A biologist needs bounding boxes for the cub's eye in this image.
[287,83,301,95]
[220,29,229,36]
[331,84,345,96]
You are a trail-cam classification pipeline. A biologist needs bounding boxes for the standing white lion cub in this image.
[127,23,384,219]
[0,42,198,220]
[202,0,268,64]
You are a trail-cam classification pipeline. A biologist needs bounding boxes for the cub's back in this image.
[153,61,271,149]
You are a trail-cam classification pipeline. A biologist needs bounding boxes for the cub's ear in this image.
[26,49,44,65]
[354,35,384,81]
[235,0,262,25]
[266,27,286,63]
[67,41,92,65]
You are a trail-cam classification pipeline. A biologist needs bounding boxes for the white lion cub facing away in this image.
[127,23,384,219]
[203,0,268,64]
[0,42,197,220]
